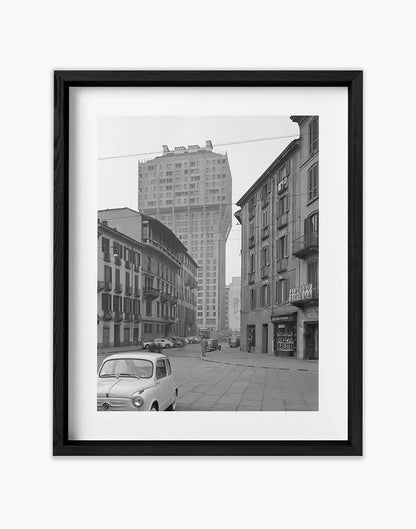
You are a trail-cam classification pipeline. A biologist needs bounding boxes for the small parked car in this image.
[206,339,219,352]
[97,352,178,411]
[229,337,240,348]
[171,336,186,347]
[143,338,175,349]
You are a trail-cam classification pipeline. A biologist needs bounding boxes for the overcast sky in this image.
[98,116,299,283]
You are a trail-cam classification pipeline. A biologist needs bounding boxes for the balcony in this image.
[277,258,288,272]
[292,234,319,259]
[114,256,121,266]
[277,177,288,194]
[125,285,133,296]
[134,288,140,298]
[124,313,132,322]
[248,271,255,284]
[288,283,318,307]
[97,280,105,292]
[114,311,123,322]
[114,282,123,294]
[261,265,270,278]
[172,295,179,305]
[143,286,160,299]
[160,292,171,303]
[277,213,288,229]
[248,235,255,248]
[133,313,141,323]
[104,281,112,291]
[261,226,269,240]
[103,310,113,321]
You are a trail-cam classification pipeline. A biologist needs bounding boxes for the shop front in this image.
[272,313,297,357]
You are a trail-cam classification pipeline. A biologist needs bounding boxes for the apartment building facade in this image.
[235,116,319,360]
[97,208,197,348]
[137,141,232,335]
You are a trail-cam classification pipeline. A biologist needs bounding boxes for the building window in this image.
[249,252,255,273]
[261,245,269,267]
[277,194,289,216]
[307,260,319,291]
[102,237,110,261]
[305,212,319,243]
[262,209,269,227]
[277,235,288,260]
[102,293,112,311]
[146,300,152,316]
[250,287,256,309]
[276,278,289,304]
[278,161,290,182]
[260,284,270,307]
[104,265,112,283]
[309,117,319,154]
[308,163,319,202]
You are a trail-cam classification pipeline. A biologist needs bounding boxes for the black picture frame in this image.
[54,70,362,456]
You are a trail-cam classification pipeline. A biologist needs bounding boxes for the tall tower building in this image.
[138,141,232,334]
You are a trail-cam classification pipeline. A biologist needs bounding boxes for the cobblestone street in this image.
[97,344,318,411]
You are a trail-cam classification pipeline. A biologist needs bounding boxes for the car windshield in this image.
[99,358,153,379]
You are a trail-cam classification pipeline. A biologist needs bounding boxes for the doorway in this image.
[262,324,268,354]
[114,325,120,347]
[304,322,318,359]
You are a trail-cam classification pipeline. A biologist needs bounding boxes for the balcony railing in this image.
[103,310,113,321]
[143,286,160,298]
[160,292,171,303]
[277,258,288,272]
[277,213,288,229]
[114,282,123,294]
[134,288,140,298]
[133,313,141,323]
[97,280,105,292]
[114,256,121,266]
[124,313,132,322]
[292,234,319,259]
[104,281,112,291]
[125,285,133,296]
[114,311,123,322]
[261,226,269,240]
[248,235,255,248]
[261,265,270,278]
[125,260,131,269]
[170,295,179,305]
[248,271,255,284]
[288,283,318,307]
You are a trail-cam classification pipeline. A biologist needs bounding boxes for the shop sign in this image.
[289,283,312,302]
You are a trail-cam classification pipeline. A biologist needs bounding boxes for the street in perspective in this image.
[97,115,319,411]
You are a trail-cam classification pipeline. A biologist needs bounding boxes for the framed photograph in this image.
[54,70,362,456]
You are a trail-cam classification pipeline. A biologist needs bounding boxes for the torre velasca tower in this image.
[138,141,232,334]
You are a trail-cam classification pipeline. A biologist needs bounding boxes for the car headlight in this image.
[131,396,144,408]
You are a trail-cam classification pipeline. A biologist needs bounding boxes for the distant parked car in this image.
[97,352,178,411]
[229,337,240,348]
[170,336,186,347]
[143,338,174,349]
[206,339,219,352]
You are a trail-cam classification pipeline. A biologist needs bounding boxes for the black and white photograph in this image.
[97,115,319,412]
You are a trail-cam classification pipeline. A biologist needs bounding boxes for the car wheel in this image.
[165,344,171,349]
[144,344,150,349]
[150,403,158,411]
[167,399,176,411]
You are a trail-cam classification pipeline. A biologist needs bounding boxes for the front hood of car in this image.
[97,378,155,398]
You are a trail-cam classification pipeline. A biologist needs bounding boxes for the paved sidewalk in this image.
[204,349,318,372]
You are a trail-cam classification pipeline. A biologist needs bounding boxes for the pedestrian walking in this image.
[200,337,208,360]
[247,334,253,353]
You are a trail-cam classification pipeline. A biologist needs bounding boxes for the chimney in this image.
[205,140,213,151]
